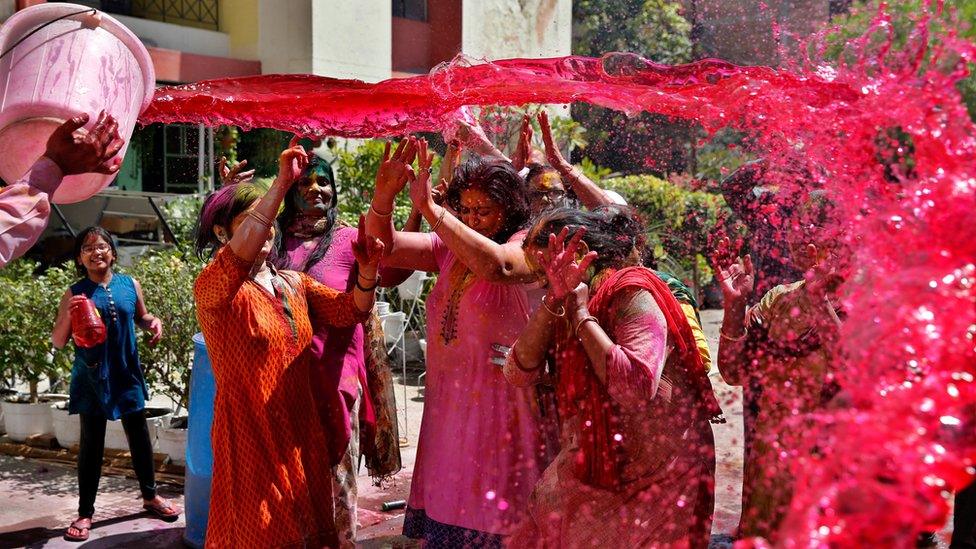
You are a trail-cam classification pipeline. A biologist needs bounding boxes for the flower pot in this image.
[379,311,406,345]
[155,416,188,465]
[1,394,67,442]
[51,402,80,448]
[396,271,427,301]
[0,389,20,434]
[103,406,172,451]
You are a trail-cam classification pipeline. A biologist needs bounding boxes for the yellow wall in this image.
[219,0,259,60]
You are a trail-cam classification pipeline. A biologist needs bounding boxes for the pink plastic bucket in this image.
[0,3,154,204]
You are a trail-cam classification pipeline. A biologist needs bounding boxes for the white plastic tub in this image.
[0,3,155,203]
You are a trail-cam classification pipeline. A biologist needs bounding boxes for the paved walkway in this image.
[0,310,955,547]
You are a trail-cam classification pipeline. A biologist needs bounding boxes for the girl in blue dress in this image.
[51,226,180,542]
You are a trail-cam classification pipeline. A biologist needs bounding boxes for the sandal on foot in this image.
[143,499,181,522]
[63,518,91,542]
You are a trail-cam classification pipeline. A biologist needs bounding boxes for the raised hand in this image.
[511,115,534,171]
[536,226,598,302]
[375,136,418,202]
[44,111,125,176]
[352,214,385,268]
[714,241,755,305]
[408,138,436,214]
[218,156,255,186]
[456,119,505,160]
[276,137,309,189]
[432,139,460,206]
[537,110,569,171]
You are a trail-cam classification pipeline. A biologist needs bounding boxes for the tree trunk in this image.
[29,379,39,403]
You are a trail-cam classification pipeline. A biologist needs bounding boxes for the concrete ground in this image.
[0,310,956,548]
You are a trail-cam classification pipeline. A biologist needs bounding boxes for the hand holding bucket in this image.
[0,3,155,203]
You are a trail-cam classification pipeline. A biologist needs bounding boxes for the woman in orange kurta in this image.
[193,141,383,548]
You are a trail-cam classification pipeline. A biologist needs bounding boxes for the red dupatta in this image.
[555,266,724,490]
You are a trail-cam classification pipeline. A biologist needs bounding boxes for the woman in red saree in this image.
[504,207,723,549]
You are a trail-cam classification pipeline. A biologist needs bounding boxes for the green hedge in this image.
[601,174,730,290]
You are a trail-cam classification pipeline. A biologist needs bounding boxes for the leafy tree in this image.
[823,0,976,119]
[572,0,697,174]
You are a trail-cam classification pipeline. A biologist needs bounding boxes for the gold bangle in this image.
[720,328,748,342]
[430,208,447,232]
[575,315,598,336]
[246,210,273,227]
[541,296,565,317]
[370,203,393,218]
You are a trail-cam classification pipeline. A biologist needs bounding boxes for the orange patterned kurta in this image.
[194,246,369,548]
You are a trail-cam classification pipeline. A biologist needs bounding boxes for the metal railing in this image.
[100,0,219,31]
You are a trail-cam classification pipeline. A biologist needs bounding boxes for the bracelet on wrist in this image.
[541,296,566,317]
[430,207,447,232]
[574,315,599,337]
[357,270,377,282]
[370,203,393,218]
[720,327,748,341]
[246,209,273,227]
[356,274,380,292]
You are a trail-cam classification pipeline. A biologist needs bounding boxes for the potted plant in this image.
[128,247,203,462]
[0,261,74,442]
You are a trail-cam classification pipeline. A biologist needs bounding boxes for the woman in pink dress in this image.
[365,138,557,547]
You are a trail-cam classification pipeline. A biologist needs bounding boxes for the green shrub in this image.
[0,260,75,400]
[127,247,204,415]
[334,139,441,228]
[602,174,730,290]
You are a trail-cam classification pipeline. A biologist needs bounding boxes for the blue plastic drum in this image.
[183,333,215,548]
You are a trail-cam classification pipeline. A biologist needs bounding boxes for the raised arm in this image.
[455,119,510,163]
[365,137,439,273]
[538,111,612,210]
[506,228,597,384]
[230,139,307,264]
[196,140,310,310]
[714,247,755,386]
[407,139,537,284]
[1,113,123,268]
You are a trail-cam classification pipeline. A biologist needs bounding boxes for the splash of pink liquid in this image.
[142,6,976,546]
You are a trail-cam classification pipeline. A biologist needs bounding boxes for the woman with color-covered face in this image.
[504,206,722,549]
[52,227,177,542]
[192,140,383,548]
[714,197,847,542]
[269,155,405,547]
[365,138,557,547]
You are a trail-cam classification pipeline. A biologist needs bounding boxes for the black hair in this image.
[524,206,646,274]
[445,157,530,243]
[193,181,268,259]
[269,158,339,272]
[73,226,118,277]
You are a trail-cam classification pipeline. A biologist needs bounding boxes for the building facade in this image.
[2,0,572,193]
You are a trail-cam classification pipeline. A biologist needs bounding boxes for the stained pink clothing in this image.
[0,157,62,268]
[407,232,557,535]
[281,227,368,464]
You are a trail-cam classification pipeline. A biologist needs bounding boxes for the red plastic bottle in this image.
[70,297,106,348]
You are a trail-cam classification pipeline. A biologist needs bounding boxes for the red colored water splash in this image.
[142,5,976,546]
[140,54,856,138]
